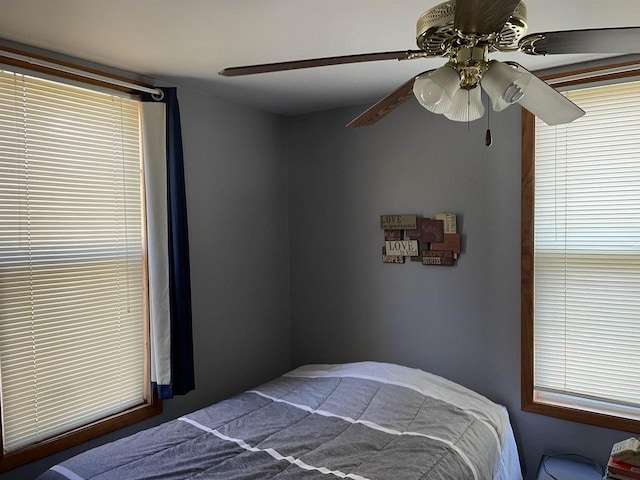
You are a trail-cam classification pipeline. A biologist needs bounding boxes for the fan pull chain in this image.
[485,93,492,147]
[467,89,471,131]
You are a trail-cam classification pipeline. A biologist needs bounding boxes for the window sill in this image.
[0,397,162,473]
[522,396,640,434]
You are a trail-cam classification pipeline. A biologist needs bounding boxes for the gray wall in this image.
[1,44,632,480]
[286,100,630,480]
[1,86,291,480]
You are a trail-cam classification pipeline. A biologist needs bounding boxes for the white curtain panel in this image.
[141,102,172,391]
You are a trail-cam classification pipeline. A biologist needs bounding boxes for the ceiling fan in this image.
[220,0,640,129]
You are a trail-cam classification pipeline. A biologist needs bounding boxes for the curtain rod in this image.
[0,48,164,98]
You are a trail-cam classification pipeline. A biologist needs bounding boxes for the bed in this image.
[37,362,522,480]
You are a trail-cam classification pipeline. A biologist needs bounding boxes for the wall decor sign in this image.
[379,214,417,230]
[385,240,419,256]
[382,247,404,264]
[422,250,454,266]
[380,212,460,266]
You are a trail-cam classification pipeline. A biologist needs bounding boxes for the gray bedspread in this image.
[36,362,519,480]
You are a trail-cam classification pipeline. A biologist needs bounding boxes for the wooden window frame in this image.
[0,51,162,472]
[0,398,162,472]
[521,59,640,433]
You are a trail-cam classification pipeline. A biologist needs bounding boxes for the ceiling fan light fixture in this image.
[413,64,459,114]
[503,83,525,103]
[445,86,485,122]
[481,60,531,111]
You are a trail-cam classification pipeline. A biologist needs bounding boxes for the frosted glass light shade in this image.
[481,61,531,111]
[445,87,485,122]
[413,65,460,114]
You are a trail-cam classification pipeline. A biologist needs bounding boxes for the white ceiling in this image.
[0,0,638,115]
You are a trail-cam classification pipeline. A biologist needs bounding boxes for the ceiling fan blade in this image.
[346,76,422,128]
[219,50,424,76]
[519,27,640,55]
[454,0,521,36]
[509,63,585,125]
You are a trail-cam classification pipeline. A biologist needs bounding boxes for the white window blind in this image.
[534,80,640,415]
[0,70,146,452]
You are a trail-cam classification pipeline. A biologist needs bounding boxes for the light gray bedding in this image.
[37,362,521,480]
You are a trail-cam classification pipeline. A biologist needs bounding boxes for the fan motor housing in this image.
[416,0,528,54]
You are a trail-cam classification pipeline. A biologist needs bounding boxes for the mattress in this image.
[37,362,522,480]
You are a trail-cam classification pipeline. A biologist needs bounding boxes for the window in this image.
[0,68,160,471]
[522,61,640,432]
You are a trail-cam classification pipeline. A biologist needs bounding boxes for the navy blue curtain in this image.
[143,87,195,399]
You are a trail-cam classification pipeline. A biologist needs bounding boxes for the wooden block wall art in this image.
[385,240,419,257]
[379,214,417,230]
[436,213,457,233]
[379,213,461,266]
[422,250,454,266]
[418,218,444,243]
[382,246,404,264]
[430,233,461,254]
[384,230,403,241]
[405,228,420,239]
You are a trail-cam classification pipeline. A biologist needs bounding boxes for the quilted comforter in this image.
[37,362,522,480]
